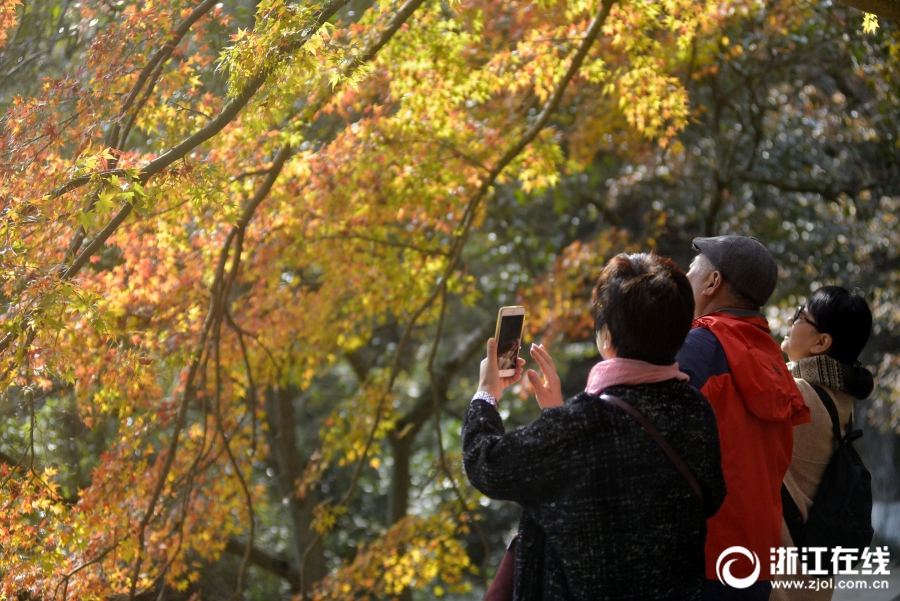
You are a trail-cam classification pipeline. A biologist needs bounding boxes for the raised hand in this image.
[478,337,525,401]
[527,343,564,409]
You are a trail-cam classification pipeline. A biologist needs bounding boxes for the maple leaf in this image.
[862,12,879,34]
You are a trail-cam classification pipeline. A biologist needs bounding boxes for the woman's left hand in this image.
[527,343,564,409]
[478,338,525,401]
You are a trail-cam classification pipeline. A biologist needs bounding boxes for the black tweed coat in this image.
[462,380,726,601]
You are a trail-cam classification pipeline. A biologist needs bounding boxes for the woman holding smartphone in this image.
[462,253,726,601]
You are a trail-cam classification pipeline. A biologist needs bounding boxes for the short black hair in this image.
[592,253,695,365]
[806,286,872,365]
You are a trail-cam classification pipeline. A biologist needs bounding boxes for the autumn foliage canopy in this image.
[0,0,897,599]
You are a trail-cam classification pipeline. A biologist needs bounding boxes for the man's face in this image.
[686,254,714,317]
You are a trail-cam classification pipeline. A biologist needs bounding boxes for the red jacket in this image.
[677,311,809,580]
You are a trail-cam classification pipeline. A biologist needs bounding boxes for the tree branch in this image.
[426,286,490,593]
[225,538,301,591]
[391,322,494,442]
[0,0,353,358]
[107,0,220,151]
[49,169,128,200]
[65,0,221,262]
[838,0,900,20]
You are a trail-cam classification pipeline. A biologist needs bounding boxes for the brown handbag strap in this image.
[602,394,705,506]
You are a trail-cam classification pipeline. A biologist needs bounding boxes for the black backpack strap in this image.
[782,383,847,547]
[602,394,704,506]
[810,384,844,444]
[781,383,838,547]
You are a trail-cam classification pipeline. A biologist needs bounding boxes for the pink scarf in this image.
[585,357,689,395]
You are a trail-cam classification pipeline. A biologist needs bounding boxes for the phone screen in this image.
[496,314,525,372]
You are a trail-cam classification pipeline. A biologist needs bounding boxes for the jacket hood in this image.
[694,312,809,425]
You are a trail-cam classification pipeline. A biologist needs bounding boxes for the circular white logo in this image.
[716,546,761,589]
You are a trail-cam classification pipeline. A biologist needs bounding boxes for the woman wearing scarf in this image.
[462,253,726,601]
[773,286,875,601]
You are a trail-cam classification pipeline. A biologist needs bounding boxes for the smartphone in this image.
[494,306,526,378]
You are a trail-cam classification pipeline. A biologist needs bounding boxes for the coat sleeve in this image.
[676,327,728,391]
[461,399,592,507]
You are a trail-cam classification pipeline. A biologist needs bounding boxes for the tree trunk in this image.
[387,430,415,601]
[264,386,327,590]
[387,434,413,526]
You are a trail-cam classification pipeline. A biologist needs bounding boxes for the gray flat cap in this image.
[692,236,778,307]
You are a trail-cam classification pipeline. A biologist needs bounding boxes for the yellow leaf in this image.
[862,13,878,34]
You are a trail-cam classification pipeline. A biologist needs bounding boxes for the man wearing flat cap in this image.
[676,236,810,601]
